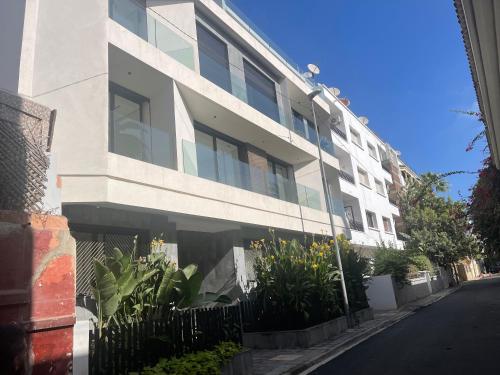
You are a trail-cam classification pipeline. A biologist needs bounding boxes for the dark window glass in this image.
[109,82,152,163]
[243,60,280,122]
[197,24,231,92]
[292,110,306,137]
[306,119,318,144]
[194,128,242,188]
[267,159,291,201]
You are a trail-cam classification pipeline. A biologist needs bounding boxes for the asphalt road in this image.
[312,276,500,375]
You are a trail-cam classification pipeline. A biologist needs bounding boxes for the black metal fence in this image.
[89,305,242,375]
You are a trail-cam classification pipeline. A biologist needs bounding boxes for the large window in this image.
[109,82,152,163]
[243,60,280,123]
[292,109,317,144]
[267,159,291,200]
[292,110,306,138]
[197,24,231,92]
[194,128,242,187]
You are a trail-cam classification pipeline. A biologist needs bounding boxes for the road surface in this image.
[312,276,500,375]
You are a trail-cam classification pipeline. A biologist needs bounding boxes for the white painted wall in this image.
[0,0,26,93]
[365,275,398,310]
[30,0,109,177]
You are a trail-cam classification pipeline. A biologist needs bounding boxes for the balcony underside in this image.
[60,153,347,236]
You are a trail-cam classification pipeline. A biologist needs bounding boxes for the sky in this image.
[230,0,487,200]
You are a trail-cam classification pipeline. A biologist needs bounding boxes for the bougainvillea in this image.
[469,157,500,263]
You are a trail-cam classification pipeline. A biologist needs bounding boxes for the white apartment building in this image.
[1,0,407,297]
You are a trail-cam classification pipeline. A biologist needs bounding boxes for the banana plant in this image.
[156,264,230,310]
[91,248,231,332]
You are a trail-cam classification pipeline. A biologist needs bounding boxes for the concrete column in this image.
[277,79,292,129]
[177,230,246,298]
[227,44,247,101]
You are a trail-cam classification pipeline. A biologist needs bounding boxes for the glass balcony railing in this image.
[319,135,335,157]
[328,197,346,217]
[109,0,195,70]
[183,140,305,204]
[216,0,314,89]
[109,108,173,168]
[297,185,321,211]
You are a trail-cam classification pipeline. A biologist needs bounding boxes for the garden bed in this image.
[243,316,348,349]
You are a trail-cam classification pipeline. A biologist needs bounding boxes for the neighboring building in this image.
[0,0,409,296]
[455,0,500,168]
[399,159,419,188]
[319,88,405,256]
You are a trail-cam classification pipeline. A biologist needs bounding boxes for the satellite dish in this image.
[339,98,350,107]
[329,87,341,96]
[359,116,369,126]
[303,71,313,79]
[307,63,320,76]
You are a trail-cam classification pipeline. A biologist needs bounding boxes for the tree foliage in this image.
[469,157,500,262]
[398,173,481,267]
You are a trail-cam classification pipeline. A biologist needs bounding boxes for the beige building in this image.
[0,0,412,299]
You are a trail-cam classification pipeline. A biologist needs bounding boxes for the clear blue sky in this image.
[231,0,487,200]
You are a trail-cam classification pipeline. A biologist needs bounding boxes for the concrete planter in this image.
[221,348,254,375]
[353,307,374,323]
[243,316,348,349]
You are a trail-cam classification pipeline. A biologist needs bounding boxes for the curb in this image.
[290,286,461,375]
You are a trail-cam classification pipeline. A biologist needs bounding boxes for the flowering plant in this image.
[250,231,341,330]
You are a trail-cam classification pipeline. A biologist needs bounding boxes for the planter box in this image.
[353,307,374,324]
[243,316,348,349]
[221,349,253,375]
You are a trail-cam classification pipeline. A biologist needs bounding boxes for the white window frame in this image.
[350,127,363,149]
[366,210,378,230]
[375,178,385,196]
[382,216,393,233]
[367,142,378,160]
[358,168,370,188]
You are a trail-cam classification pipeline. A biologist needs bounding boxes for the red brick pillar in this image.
[0,211,76,374]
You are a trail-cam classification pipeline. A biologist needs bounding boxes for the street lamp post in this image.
[308,87,351,325]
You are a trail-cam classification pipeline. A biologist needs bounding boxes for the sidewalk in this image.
[251,286,460,375]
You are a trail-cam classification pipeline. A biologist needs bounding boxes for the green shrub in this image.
[141,341,241,375]
[409,254,434,273]
[250,232,369,330]
[373,244,411,285]
[336,235,370,311]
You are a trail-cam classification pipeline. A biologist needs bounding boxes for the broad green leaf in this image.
[102,293,120,317]
[156,266,176,304]
[182,264,198,280]
[117,269,138,297]
[111,247,124,260]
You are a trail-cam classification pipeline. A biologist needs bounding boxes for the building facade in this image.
[1,0,409,298]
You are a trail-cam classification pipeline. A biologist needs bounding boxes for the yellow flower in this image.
[311,241,319,249]
[329,239,335,245]
[270,255,275,261]
[319,252,324,257]
[312,263,319,270]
